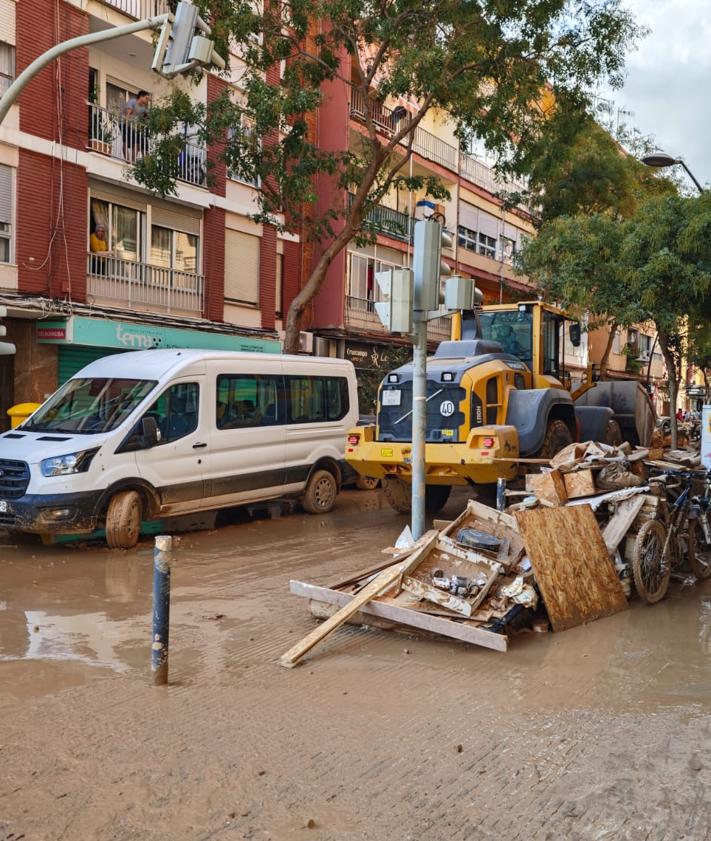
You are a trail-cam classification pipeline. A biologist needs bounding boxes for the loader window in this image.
[479,310,532,367]
[543,312,562,378]
[485,377,501,424]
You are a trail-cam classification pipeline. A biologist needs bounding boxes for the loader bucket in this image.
[573,381,656,447]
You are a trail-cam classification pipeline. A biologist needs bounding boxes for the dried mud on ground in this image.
[1,489,711,841]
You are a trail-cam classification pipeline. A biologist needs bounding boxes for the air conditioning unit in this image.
[298,331,314,353]
[637,352,650,363]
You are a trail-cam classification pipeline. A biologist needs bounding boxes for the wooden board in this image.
[515,506,628,632]
[602,496,646,554]
[526,468,596,503]
[289,580,508,652]
[280,532,438,667]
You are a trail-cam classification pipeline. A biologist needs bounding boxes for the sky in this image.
[600,0,711,189]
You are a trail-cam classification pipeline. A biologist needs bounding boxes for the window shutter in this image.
[0,165,12,225]
[225,229,260,304]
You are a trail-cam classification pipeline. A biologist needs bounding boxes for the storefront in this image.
[36,315,280,385]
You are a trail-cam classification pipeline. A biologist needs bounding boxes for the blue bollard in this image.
[496,477,506,512]
[151,535,172,686]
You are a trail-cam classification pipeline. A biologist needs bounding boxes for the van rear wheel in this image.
[302,469,338,514]
[106,490,142,549]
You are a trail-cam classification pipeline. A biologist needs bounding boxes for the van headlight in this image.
[40,448,99,477]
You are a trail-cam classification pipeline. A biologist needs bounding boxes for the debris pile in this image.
[282,438,704,667]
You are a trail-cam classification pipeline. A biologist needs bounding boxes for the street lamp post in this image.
[641,150,705,194]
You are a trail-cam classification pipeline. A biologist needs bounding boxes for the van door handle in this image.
[192,442,208,449]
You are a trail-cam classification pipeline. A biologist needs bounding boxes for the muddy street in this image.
[1,487,711,841]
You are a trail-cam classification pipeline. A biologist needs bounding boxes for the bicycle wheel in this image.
[688,519,711,580]
[631,520,670,604]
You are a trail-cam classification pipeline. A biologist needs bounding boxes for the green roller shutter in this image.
[57,346,125,384]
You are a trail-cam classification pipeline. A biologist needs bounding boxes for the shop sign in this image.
[345,342,391,369]
[38,316,280,354]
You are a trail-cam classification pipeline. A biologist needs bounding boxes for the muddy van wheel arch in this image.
[105,490,142,549]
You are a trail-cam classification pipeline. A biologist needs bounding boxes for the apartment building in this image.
[0,0,298,429]
[305,78,540,375]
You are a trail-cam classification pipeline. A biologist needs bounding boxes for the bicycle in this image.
[631,468,711,604]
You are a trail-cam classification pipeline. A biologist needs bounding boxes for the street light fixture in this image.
[641,149,705,194]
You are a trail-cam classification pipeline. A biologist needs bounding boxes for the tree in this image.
[517,113,675,224]
[519,192,711,447]
[135,0,641,352]
[515,212,640,377]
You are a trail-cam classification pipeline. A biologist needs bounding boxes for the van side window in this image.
[285,376,350,424]
[325,377,349,421]
[144,382,199,443]
[216,374,281,429]
[286,377,325,423]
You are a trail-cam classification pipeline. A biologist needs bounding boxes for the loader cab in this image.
[477,302,574,388]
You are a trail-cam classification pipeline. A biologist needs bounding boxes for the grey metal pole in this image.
[496,478,506,512]
[678,160,705,195]
[411,314,428,540]
[0,15,169,125]
[151,534,172,686]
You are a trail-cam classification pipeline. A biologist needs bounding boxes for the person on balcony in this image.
[90,224,111,275]
[122,90,151,161]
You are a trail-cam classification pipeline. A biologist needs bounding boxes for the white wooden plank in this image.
[288,580,508,652]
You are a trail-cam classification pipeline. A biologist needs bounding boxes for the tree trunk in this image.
[598,324,617,382]
[658,331,678,450]
[282,151,385,355]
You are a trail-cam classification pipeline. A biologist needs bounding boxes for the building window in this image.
[347,252,402,308]
[224,228,260,305]
[457,225,497,259]
[500,236,516,263]
[90,198,143,261]
[275,252,284,316]
[0,43,15,96]
[0,164,13,263]
[478,233,497,259]
[150,226,199,274]
[227,117,260,187]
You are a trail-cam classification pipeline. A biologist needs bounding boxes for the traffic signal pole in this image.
[411,308,428,540]
[0,15,170,125]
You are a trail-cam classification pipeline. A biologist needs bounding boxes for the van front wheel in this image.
[106,490,142,549]
[302,469,338,514]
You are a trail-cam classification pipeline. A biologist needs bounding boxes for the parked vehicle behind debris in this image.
[0,350,358,548]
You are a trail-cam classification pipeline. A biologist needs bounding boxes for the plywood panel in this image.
[515,506,628,632]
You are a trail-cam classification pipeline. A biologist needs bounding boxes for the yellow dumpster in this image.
[7,402,41,429]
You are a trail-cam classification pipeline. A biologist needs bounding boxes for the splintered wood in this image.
[515,506,628,632]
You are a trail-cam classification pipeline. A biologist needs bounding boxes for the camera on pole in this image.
[152,1,226,79]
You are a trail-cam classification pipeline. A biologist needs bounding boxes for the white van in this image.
[0,349,359,548]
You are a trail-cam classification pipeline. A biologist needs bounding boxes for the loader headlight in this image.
[40,448,99,477]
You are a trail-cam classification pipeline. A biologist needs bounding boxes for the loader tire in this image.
[355,475,380,491]
[536,419,573,460]
[382,477,411,513]
[105,490,142,550]
[604,419,624,446]
[382,479,452,515]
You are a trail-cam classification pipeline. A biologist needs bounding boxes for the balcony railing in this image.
[88,102,207,188]
[349,193,411,242]
[87,254,204,316]
[350,89,528,201]
[100,0,169,18]
[345,295,451,341]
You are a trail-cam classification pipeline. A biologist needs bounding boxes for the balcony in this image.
[345,296,451,342]
[99,0,170,17]
[88,102,207,188]
[349,194,411,242]
[350,90,527,200]
[87,254,204,317]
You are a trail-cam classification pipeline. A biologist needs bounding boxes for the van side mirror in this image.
[141,416,159,448]
[569,322,582,347]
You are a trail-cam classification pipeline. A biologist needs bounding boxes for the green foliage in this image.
[133,0,642,348]
[356,345,411,415]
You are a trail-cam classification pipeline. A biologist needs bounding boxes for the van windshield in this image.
[23,378,157,434]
